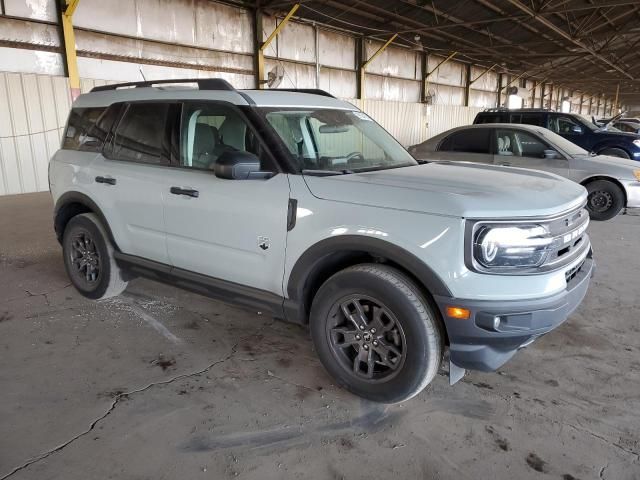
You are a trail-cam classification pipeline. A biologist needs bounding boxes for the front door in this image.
[493,128,569,177]
[162,102,290,296]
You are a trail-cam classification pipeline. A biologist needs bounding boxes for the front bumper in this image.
[434,254,594,374]
[622,180,640,209]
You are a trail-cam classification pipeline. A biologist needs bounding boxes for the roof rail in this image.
[90,78,235,93]
[482,107,555,112]
[269,88,336,98]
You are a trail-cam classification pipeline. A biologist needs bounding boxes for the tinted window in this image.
[63,107,106,151]
[475,114,502,124]
[440,129,491,154]
[110,103,170,165]
[521,114,542,126]
[180,103,273,171]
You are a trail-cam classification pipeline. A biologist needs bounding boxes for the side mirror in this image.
[543,149,559,159]
[571,125,583,134]
[214,151,272,180]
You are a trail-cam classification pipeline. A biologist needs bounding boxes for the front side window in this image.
[180,103,269,170]
[495,129,549,158]
[549,115,582,135]
[440,129,491,154]
[262,108,416,173]
[109,103,170,165]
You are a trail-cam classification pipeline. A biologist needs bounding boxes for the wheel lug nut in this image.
[355,334,361,340]
[363,345,369,350]
[370,328,376,333]
[359,325,365,330]
[373,340,378,346]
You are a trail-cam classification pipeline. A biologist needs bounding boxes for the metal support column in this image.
[256,3,299,89]
[358,33,397,100]
[59,0,81,100]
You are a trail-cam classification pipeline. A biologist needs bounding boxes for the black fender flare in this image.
[285,235,453,323]
[53,191,119,249]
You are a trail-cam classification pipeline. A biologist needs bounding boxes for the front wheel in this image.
[598,148,630,159]
[62,213,128,299]
[310,264,443,403]
[585,180,625,221]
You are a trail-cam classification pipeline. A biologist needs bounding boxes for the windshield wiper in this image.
[301,169,354,176]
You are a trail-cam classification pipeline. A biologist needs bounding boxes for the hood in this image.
[594,129,640,140]
[304,162,587,219]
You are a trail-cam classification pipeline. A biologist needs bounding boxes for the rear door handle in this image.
[170,186,199,198]
[95,176,116,185]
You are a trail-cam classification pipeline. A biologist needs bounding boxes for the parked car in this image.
[610,121,640,135]
[598,116,640,126]
[474,108,640,160]
[50,79,594,403]
[409,123,640,220]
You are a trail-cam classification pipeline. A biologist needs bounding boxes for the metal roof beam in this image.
[504,0,634,80]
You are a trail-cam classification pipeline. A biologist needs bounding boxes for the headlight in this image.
[634,169,640,181]
[633,139,640,148]
[472,224,553,271]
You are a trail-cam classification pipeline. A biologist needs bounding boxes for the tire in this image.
[62,213,128,299]
[585,180,625,221]
[310,264,443,403]
[598,148,630,159]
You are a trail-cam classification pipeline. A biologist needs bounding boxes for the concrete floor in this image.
[0,192,638,480]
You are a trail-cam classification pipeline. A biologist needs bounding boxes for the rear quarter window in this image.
[63,107,107,151]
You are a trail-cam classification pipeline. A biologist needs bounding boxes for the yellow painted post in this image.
[358,33,397,99]
[61,0,81,100]
[424,51,457,103]
[257,3,299,89]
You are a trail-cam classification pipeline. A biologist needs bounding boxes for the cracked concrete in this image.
[1,192,639,480]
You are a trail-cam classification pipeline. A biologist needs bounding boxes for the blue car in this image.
[474,109,640,160]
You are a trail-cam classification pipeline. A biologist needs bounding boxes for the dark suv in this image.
[474,108,640,160]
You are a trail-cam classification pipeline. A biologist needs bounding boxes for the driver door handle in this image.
[170,186,199,198]
[95,176,116,185]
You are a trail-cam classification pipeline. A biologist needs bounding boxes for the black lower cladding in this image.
[434,254,595,372]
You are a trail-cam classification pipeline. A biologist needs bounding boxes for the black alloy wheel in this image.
[327,295,407,381]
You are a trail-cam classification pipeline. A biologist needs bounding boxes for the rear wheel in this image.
[598,148,630,159]
[63,213,128,299]
[310,264,443,403]
[585,180,625,221]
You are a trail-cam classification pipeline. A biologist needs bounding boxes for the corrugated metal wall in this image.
[0,73,118,196]
[0,72,483,195]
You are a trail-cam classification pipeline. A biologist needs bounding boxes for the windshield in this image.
[261,108,417,173]
[535,127,590,157]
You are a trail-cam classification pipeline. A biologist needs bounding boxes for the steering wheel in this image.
[346,151,365,163]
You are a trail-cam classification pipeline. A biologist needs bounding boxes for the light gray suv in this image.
[50,79,594,403]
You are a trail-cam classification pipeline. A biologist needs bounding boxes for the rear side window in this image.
[439,129,491,154]
[109,103,171,165]
[63,107,106,151]
[521,114,542,126]
[475,114,502,124]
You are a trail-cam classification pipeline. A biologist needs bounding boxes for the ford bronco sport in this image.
[50,79,594,403]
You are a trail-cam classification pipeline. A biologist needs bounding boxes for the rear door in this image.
[436,128,494,164]
[493,128,569,177]
[90,102,177,264]
[161,101,289,296]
